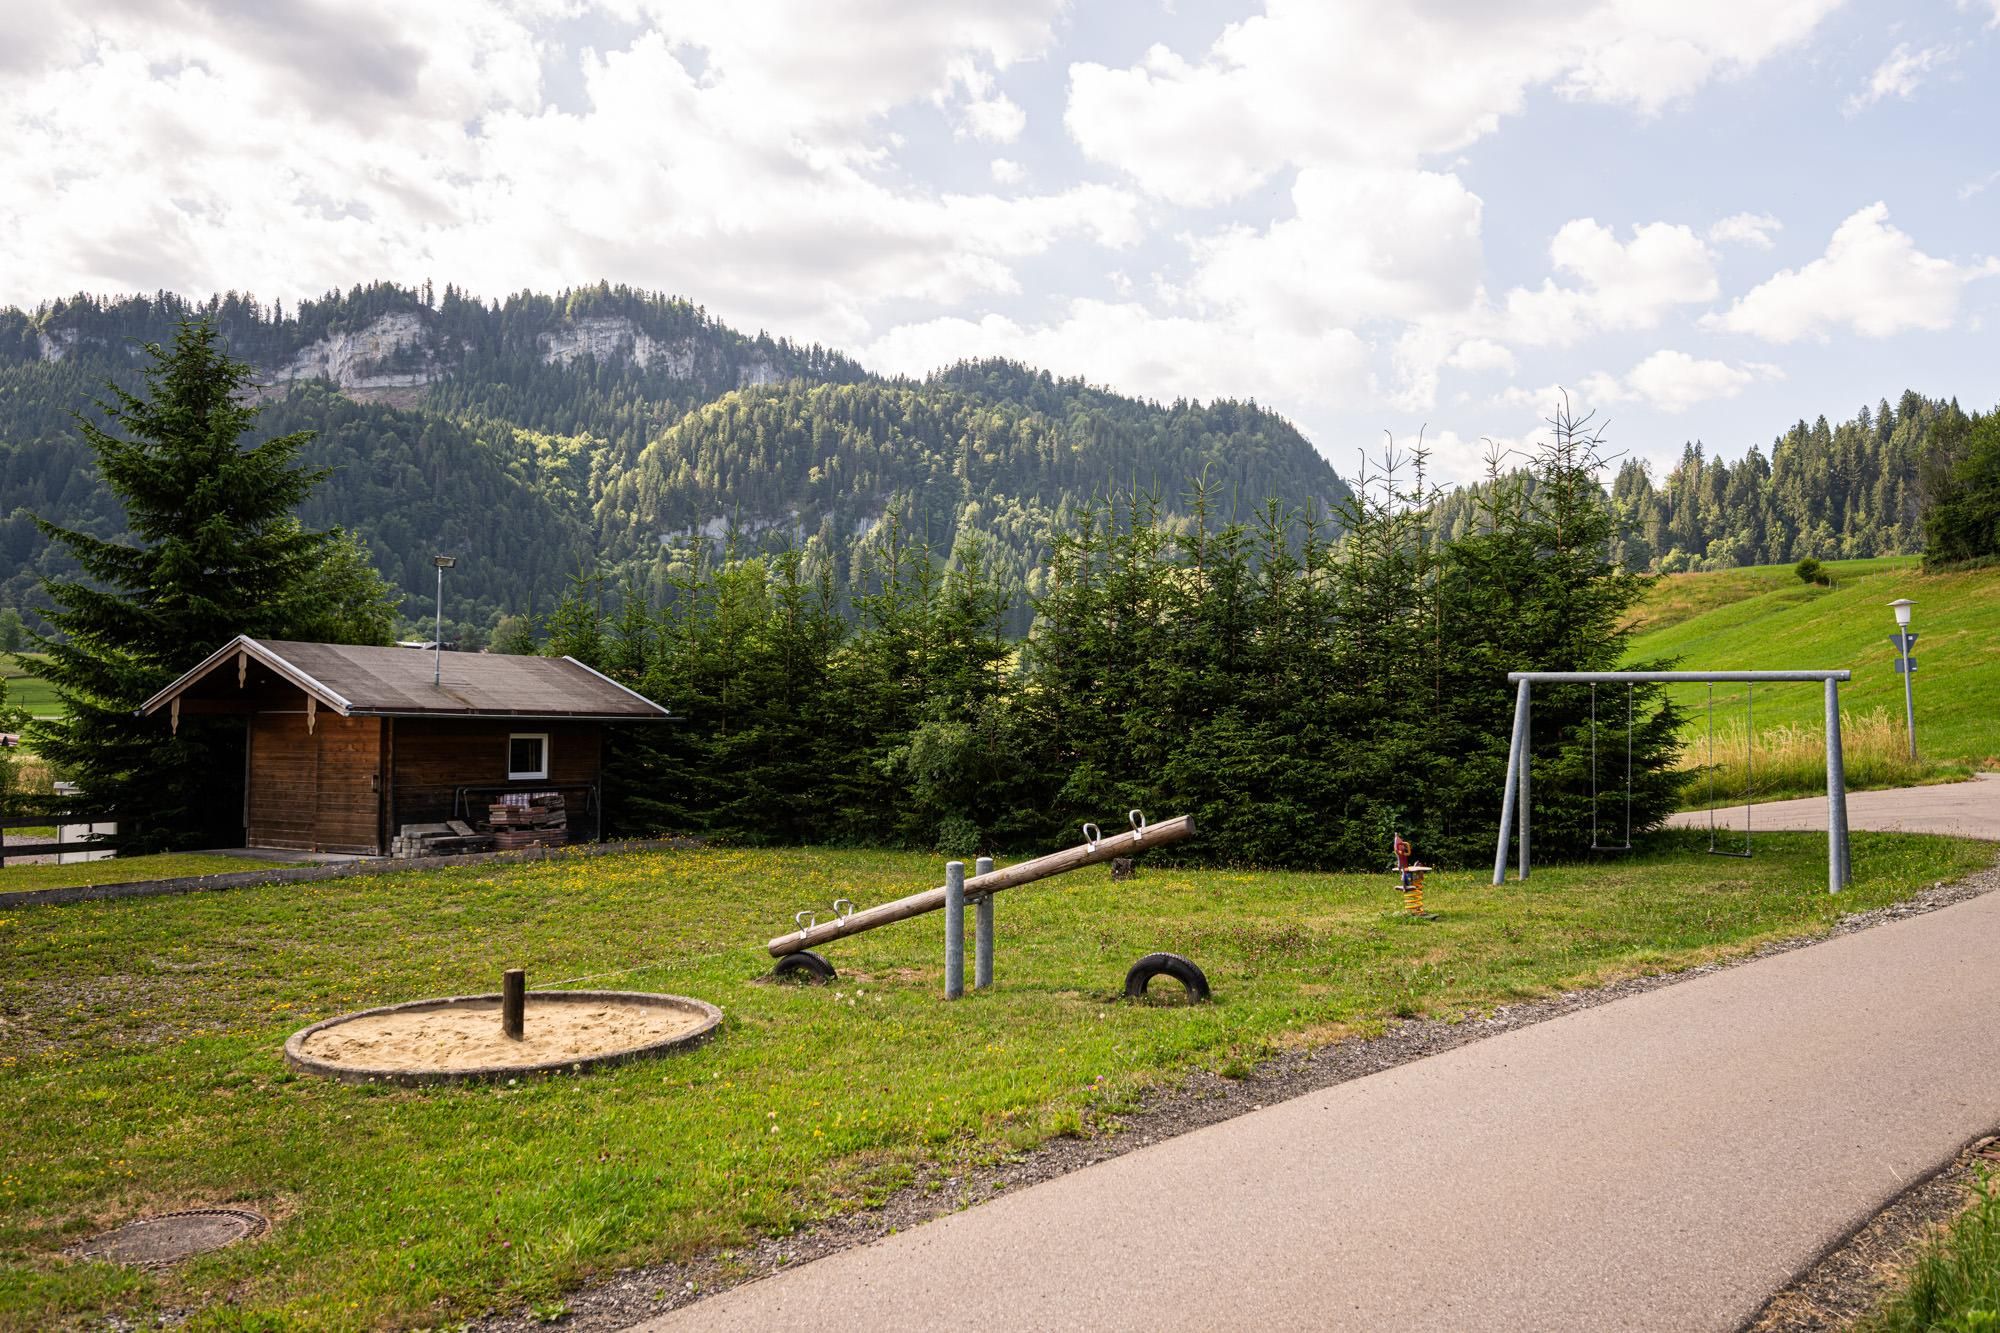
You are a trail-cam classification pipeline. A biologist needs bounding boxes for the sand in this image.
[298,997,708,1073]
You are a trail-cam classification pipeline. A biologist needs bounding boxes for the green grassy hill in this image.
[1,653,58,718]
[1624,557,1999,771]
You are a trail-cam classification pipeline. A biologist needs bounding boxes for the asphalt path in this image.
[1666,771,2000,840]
[637,870,2000,1332]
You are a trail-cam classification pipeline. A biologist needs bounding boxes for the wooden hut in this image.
[140,636,669,855]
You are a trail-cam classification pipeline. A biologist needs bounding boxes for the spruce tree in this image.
[30,317,394,849]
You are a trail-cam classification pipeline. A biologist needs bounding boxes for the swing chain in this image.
[1588,681,1634,852]
[1705,682,1754,859]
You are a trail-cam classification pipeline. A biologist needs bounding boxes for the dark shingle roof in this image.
[140,636,669,720]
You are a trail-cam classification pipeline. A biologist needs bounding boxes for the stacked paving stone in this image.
[487,793,568,850]
[390,820,496,858]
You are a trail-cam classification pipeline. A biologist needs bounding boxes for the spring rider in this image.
[1392,831,1435,918]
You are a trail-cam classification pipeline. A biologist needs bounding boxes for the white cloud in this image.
[990,158,1026,185]
[1622,349,1760,413]
[1845,43,1957,113]
[1704,202,2000,343]
[1188,168,1486,332]
[1445,339,1517,374]
[1064,1,1844,206]
[1502,219,1718,346]
[959,93,1027,142]
[1709,212,1782,249]
[633,0,1064,130]
[0,3,1127,344]
[1960,169,2000,202]
[1499,352,1776,416]
[862,299,1373,410]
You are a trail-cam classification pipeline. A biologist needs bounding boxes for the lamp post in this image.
[1888,598,1916,759]
[433,555,457,687]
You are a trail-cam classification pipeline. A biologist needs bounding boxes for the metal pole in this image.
[944,860,965,999]
[1901,642,1918,760]
[1509,671,1851,683]
[974,855,994,989]
[434,563,444,688]
[1518,688,1531,882]
[502,968,525,1039]
[1493,679,1529,885]
[1825,679,1851,893]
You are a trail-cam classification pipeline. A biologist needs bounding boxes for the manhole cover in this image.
[69,1208,268,1266]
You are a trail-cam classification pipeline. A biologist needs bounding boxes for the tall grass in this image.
[8,753,54,796]
[1675,708,1970,808]
[1858,1170,2000,1333]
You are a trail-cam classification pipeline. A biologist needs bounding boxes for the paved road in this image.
[1666,771,2000,839]
[637,877,2000,1332]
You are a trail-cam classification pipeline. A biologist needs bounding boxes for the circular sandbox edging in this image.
[284,990,722,1087]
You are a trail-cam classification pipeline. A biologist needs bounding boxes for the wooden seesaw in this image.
[766,812,1209,1001]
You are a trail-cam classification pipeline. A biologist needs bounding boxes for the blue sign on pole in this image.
[1895,657,1917,673]
[1888,632,1919,653]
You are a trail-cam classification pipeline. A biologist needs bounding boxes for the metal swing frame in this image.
[1493,670,1853,895]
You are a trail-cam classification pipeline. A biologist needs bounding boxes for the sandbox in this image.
[285,990,721,1086]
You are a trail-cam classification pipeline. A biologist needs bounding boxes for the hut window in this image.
[508,733,549,780]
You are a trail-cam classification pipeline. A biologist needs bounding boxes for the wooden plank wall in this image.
[246,712,384,854]
[389,719,602,830]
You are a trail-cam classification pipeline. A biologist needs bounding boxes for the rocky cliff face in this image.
[36,328,82,363]
[271,312,438,393]
[538,315,689,374]
[26,303,786,396]
[537,314,778,387]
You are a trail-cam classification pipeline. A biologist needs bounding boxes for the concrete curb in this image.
[0,837,701,910]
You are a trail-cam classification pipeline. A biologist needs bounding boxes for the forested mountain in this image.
[1428,391,1969,572]
[0,284,1347,635]
[2,281,1984,640]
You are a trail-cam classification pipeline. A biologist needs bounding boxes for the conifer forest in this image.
[2,284,1994,865]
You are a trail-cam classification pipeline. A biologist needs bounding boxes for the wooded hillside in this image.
[0,284,1347,634]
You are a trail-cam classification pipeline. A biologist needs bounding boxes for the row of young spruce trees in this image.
[540,426,1689,869]
[18,320,1694,868]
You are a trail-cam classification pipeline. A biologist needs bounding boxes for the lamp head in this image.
[433,554,457,569]
[1888,597,1914,628]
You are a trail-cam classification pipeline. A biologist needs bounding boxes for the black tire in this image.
[1124,952,1210,1003]
[771,950,837,984]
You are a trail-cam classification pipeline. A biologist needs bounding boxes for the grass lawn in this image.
[1,834,1991,1329]
[0,853,290,894]
[1858,1171,2000,1332]
[0,654,59,719]
[1622,557,2000,795]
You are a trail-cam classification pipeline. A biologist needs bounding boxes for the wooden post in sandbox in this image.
[502,969,525,1039]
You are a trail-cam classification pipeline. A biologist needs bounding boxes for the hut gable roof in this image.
[139,636,669,720]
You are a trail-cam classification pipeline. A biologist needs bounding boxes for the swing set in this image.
[1493,670,1854,895]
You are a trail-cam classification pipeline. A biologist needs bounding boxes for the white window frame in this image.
[507,732,550,781]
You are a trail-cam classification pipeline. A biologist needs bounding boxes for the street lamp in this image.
[433,555,457,687]
[1888,598,1916,759]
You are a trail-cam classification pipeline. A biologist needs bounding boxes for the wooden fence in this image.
[0,809,119,867]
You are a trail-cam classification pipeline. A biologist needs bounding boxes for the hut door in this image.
[310,715,385,855]
[247,712,319,851]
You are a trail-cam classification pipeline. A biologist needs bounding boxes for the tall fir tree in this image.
[28,318,397,848]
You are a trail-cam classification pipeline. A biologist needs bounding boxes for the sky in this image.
[4,0,1998,483]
